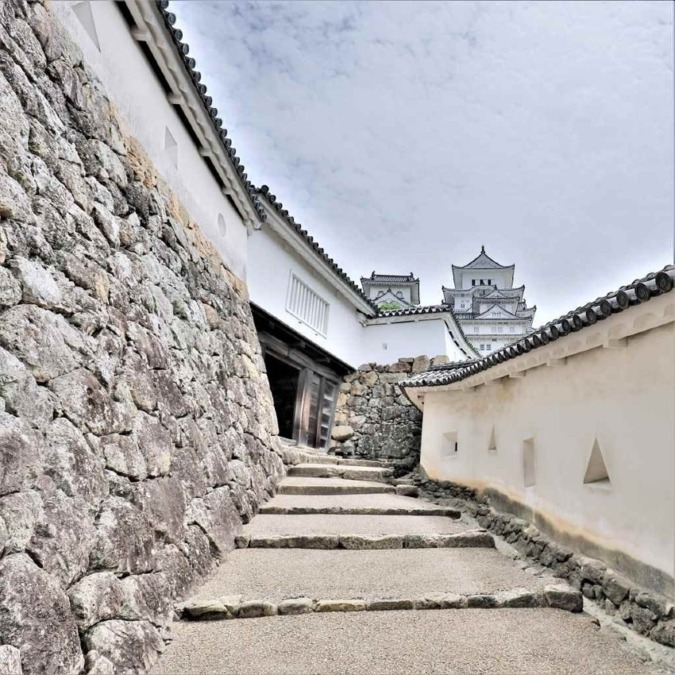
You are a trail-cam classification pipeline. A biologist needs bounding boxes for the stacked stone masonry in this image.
[413,476,675,650]
[0,2,285,673]
[330,356,443,473]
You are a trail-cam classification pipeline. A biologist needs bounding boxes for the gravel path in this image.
[155,609,660,675]
[188,548,549,602]
[151,459,663,674]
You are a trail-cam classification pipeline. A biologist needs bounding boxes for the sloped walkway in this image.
[153,455,662,674]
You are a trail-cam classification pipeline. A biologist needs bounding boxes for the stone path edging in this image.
[235,531,495,550]
[413,476,675,649]
[259,505,461,517]
[178,585,582,621]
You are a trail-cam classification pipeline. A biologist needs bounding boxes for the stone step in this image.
[180,548,557,607]
[259,493,461,518]
[236,530,495,550]
[278,477,396,495]
[293,454,387,468]
[179,586,581,621]
[287,463,393,482]
[156,608,651,675]
[242,513,469,538]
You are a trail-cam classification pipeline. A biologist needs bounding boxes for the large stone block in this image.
[0,412,42,497]
[67,572,125,631]
[0,305,89,383]
[89,497,156,575]
[0,553,83,675]
[44,418,107,503]
[84,620,163,675]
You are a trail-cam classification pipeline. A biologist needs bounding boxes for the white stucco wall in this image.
[458,268,512,290]
[248,227,474,367]
[361,318,467,365]
[413,293,675,595]
[51,1,249,278]
[248,226,369,367]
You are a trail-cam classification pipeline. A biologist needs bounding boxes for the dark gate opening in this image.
[264,353,300,441]
[252,304,352,450]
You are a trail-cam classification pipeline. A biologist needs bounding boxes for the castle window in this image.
[286,272,330,336]
[442,431,458,457]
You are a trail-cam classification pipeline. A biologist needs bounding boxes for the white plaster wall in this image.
[248,226,368,367]
[361,319,461,364]
[419,317,675,590]
[51,1,249,278]
[459,268,512,290]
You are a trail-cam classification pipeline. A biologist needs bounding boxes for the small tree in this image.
[379,301,402,311]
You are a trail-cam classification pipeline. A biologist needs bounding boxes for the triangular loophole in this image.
[488,426,497,452]
[73,2,101,51]
[164,127,178,168]
[584,439,610,485]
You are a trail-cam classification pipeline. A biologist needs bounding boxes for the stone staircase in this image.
[152,454,661,674]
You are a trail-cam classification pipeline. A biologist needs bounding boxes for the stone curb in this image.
[288,465,394,482]
[258,506,462,518]
[234,531,495,550]
[278,484,396,496]
[177,585,582,622]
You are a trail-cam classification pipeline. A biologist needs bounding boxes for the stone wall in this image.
[330,356,443,473]
[0,3,283,673]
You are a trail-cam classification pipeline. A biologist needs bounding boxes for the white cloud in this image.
[171,0,673,323]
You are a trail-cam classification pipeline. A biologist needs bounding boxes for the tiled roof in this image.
[256,186,378,312]
[376,304,449,317]
[401,266,675,389]
[452,246,513,271]
[157,1,266,222]
[362,273,419,284]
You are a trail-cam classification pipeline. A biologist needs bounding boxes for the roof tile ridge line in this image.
[255,185,378,311]
[400,266,675,389]
[155,1,266,222]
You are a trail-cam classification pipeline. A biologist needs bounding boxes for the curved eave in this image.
[125,1,264,230]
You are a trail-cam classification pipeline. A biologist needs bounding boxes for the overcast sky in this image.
[171,0,673,325]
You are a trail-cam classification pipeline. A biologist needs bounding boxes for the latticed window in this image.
[286,273,330,336]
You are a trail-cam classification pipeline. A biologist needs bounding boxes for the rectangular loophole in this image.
[523,438,536,487]
[442,431,458,458]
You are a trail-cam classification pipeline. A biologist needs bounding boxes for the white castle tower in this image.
[442,246,536,355]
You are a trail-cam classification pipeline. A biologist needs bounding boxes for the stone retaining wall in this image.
[0,3,283,673]
[413,475,675,649]
[330,356,444,473]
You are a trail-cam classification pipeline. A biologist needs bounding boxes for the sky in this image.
[171,0,674,325]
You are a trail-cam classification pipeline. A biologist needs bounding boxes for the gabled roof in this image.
[480,286,525,301]
[454,246,512,270]
[474,304,519,320]
[362,272,420,305]
[451,247,515,288]
[401,265,674,392]
[371,289,416,309]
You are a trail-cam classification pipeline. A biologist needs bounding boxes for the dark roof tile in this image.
[157,1,267,222]
[402,266,675,389]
